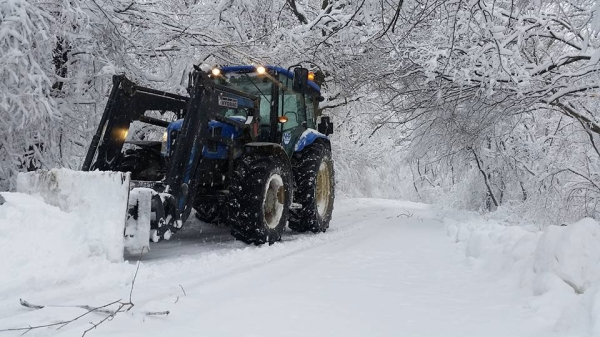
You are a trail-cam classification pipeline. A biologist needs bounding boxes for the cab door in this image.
[278,74,307,155]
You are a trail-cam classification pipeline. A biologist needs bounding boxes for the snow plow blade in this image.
[16,168,150,260]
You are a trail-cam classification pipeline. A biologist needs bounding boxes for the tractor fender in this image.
[245,142,291,165]
[294,129,330,152]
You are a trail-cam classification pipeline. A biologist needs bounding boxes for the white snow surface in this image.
[0,197,598,336]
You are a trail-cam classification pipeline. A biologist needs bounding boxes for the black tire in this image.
[193,203,221,224]
[289,142,335,233]
[227,151,293,244]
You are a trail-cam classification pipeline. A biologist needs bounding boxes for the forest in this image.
[1,0,599,225]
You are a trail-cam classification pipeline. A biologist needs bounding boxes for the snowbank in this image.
[16,168,130,262]
[0,192,133,302]
[0,169,133,302]
[446,216,600,336]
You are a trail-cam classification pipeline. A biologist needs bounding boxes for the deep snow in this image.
[16,169,130,262]
[0,196,598,336]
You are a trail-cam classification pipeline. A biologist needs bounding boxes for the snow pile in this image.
[0,193,133,302]
[446,216,600,336]
[16,168,131,262]
[0,168,133,301]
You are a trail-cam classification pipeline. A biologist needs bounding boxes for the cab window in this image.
[259,98,271,125]
[222,107,251,118]
[280,91,305,130]
[278,74,306,131]
[213,73,272,125]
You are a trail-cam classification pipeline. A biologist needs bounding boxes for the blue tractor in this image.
[81,65,335,250]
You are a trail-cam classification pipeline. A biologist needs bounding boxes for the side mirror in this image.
[317,116,333,135]
[292,67,309,93]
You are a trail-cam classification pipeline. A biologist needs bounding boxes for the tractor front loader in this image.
[19,65,335,257]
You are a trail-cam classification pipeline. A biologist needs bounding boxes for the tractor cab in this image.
[210,65,329,155]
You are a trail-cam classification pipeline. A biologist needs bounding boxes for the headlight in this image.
[161,131,168,155]
[113,128,128,140]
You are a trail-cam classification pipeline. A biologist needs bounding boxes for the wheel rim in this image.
[316,161,331,217]
[263,174,285,229]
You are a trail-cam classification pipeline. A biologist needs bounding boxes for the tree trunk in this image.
[471,148,499,209]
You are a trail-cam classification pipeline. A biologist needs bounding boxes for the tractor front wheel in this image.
[227,151,293,244]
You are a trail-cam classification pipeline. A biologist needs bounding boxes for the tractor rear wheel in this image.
[227,151,292,244]
[289,142,335,233]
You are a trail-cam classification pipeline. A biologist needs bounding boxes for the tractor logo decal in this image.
[218,96,238,108]
[283,132,292,144]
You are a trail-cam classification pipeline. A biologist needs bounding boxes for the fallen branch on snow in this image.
[386,210,413,219]
[0,262,170,336]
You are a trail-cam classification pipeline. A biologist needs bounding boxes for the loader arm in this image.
[82,75,189,172]
[82,71,260,244]
[165,70,260,222]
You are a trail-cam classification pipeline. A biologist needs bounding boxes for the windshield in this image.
[213,73,272,125]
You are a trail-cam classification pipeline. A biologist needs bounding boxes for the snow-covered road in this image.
[0,198,588,336]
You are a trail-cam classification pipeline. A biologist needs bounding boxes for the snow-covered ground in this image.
[0,195,598,336]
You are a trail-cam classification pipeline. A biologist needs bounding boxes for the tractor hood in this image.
[165,116,246,159]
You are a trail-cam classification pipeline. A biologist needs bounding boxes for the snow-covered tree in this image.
[3,0,599,224]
